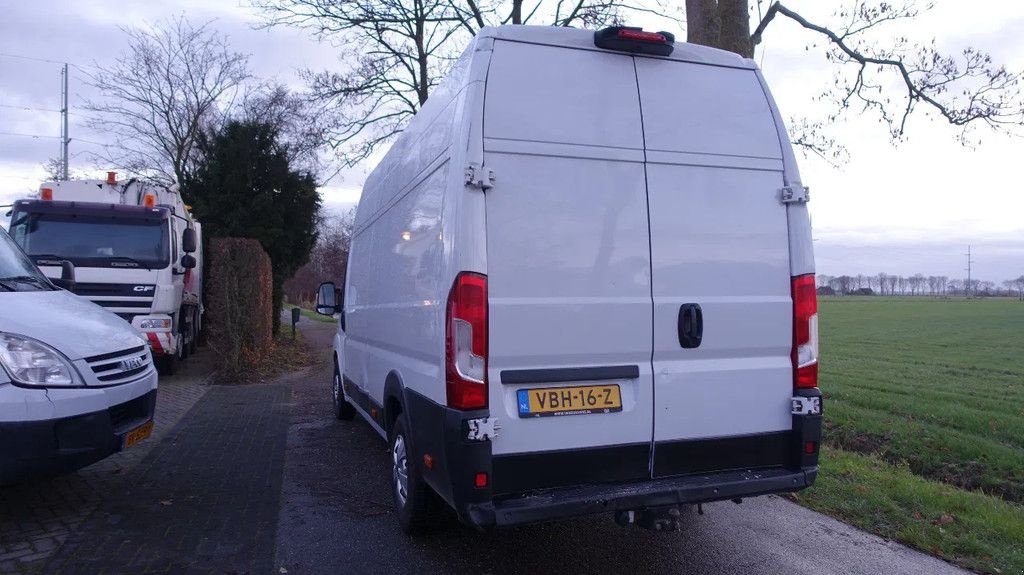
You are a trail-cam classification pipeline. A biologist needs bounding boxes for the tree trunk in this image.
[686,0,721,47]
[686,0,754,59]
[511,0,523,25]
[717,0,754,58]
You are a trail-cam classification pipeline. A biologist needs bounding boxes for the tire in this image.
[389,417,439,534]
[158,352,178,376]
[177,329,189,361]
[187,309,198,355]
[333,365,356,421]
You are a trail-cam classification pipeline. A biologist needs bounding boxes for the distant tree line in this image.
[818,274,1024,300]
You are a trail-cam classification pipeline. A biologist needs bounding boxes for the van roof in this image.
[477,25,755,69]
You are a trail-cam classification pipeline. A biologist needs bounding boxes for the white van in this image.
[317,25,822,532]
[0,226,157,484]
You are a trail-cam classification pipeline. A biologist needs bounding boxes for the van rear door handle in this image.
[678,303,703,349]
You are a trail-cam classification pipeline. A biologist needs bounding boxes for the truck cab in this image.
[7,175,203,374]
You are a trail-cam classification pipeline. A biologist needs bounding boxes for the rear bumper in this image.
[403,387,822,530]
[0,389,156,484]
[470,465,816,528]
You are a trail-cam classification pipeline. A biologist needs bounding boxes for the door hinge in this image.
[780,185,809,204]
[465,163,496,190]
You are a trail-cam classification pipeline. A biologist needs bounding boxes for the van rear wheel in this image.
[389,417,439,534]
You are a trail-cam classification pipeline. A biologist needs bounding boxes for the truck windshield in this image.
[0,228,53,292]
[9,212,170,270]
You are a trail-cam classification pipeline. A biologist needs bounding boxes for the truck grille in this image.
[73,283,155,315]
[84,345,151,383]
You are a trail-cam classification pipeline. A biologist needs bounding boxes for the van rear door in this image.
[634,59,796,477]
[482,40,655,493]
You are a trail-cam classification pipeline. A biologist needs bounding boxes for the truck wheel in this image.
[176,329,189,361]
[158,353,178,376]
[187,310,198,355]
[390,417,439,534]
[333,366,356,421]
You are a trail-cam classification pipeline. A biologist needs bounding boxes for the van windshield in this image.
[9,211,170,270]
[0,228,53,292]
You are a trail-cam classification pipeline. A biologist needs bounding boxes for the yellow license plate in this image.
[517,385,622,418]
[122,420,154,449]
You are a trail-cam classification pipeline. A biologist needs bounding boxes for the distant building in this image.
[817,286,836,296]
[852,287,875,296]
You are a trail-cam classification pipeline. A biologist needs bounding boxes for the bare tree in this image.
[689,1,1024,160]
[253,0,680,165]
[84,17,251,184]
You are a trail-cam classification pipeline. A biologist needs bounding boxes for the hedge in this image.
[206,238,273,380]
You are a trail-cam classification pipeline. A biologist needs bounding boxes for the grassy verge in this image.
[283,303,337,324]
[804,297,1024,573]
[796,447,1024,574]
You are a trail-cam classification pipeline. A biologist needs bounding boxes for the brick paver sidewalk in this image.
[43,384,292,575]
[0,377,209,574]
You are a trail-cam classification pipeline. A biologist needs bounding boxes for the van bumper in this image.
[0,389,157,484]
[467,465,816,528]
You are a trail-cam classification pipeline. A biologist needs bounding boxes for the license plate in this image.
[517,385,622,418]
[122,420,154,449]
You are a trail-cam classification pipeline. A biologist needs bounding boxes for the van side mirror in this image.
[181,254,197,269]
[182,228,197,253]
[316,282,339,315]
[51,260,76,291]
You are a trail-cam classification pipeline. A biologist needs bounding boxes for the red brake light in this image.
[617,29,667,43]
[474,472,488,488]
[594,26,675,56]
[792,274,819,389]
[446,272,488,409]
[40,188,53,201]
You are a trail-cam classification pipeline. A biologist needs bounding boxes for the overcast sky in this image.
[1,0,1021,282]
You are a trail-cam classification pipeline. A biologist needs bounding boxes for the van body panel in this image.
[483,151,655,456]
[634,59,782,160]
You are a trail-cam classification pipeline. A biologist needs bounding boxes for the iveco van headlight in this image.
[0,333,79,386]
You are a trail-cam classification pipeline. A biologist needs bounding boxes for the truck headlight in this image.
[138,318,171,330]
[0,333,79,386]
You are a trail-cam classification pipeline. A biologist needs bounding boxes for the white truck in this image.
[8,173,203,375]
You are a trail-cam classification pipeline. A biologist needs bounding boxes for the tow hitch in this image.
[614,506,687,531]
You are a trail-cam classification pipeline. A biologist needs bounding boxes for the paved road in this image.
[2,315,970,574]
[275,319,968,575]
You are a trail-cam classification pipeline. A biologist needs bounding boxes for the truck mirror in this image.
[316,282,338,315]
[52,260,76,291]
[182,228,197,253]
[181,254,197,269]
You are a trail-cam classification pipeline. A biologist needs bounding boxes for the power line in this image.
[0,103,63,114]
[0,131,60,139]
[0,52,84,70]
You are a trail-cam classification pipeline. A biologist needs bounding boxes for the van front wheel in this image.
[389,418,438,534]
[332,367,356,421]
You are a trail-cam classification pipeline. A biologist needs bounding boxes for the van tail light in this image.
[792,274,818,389]
[40,188,53,201]
[446,272,488,409]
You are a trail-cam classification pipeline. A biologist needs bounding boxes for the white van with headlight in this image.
[0,226,157,484]
[317,25,821,533]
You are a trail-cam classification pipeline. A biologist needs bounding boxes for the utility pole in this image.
[60,63,69,180]
[964,245,974,298]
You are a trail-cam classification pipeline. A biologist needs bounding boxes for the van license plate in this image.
[517,385,622,418]
[122,420,154,449]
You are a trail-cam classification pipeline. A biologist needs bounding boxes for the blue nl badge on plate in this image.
[517,389,530,414]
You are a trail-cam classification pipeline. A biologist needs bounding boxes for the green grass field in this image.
[795,297,1024,573]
